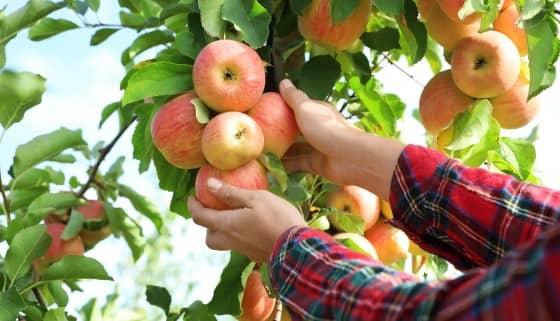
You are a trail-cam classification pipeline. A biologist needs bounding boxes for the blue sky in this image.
[2,0,560,315]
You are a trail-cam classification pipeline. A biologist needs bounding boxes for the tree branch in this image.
[32,288,47,308]
[381,53,425,88]
[0,172,11,223]
[77,117,137,198]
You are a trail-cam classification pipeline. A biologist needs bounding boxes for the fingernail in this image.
[280,79,294,90]
[207,178,222,192]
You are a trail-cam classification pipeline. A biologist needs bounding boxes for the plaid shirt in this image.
[268,145,560,321]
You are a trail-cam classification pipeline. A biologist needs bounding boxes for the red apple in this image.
[201,112,264,170]
[364,221,410,265]
[195,160,269,210]
[247,93,299,158]
[151,92,206,169]
[425,3,481,50]
[76,200,112,248]
[419,70,475,135]
[34,223,85,273]
[240,270,276,321]
[494,4,528,56]
[298,0,371,50]
[327,185,381,231]
[437,0,480,24]
[193,40,265,112]
[451,30,521,98]
[417,0,436,21]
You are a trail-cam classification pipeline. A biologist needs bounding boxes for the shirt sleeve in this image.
[268,225,560,321]
[389,145,560,270]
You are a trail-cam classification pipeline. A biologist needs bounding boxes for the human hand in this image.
[188,178,307,263]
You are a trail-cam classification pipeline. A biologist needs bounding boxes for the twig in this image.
[77,116,137,198]
[0,172,11,223]
[32,288,47,308]
[381,53,425,88]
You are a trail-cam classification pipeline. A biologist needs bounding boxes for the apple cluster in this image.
[419,0,542,142]
[151,39,300,211]
[34,200,111,274]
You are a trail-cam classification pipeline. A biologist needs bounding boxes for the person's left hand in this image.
[188,178,307,263]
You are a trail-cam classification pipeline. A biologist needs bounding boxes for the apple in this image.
[334,232,379,260]
[76,200,112,248]
[490,72,541,129]
[247,93,299,158]
[494,4,528,56]
[240,270,276,321]
[380,199,393,220]
[34,223,85,273]
[364,221,410,265]
[327,185,381,231]
[201,111,264,170]
[419,70,475,135]
[193,40,265,113]
[425,3,480,50]
[417,0,435,21]
[436,0,480,24]
[151,92,206,169]
[451,30,521,98]
[297,0,371,50]
[195,160,269,210]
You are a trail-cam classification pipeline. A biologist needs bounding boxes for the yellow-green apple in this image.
[193,40,265,112]
[76,200,112,248]
[436,0,480,24]
[201,111,264,170]
[490,66,541,129]
[298,0,371,50]
[327,185,381,231]
[151,92,205,169]
[419,70,474,135]
[247,93,299,158]
[195,160,269,210]
[240,270,276,321]
[451,30,521,98]
[494,4,528,56]
[334,232,379,260]
[417,0,435,21]
[425,3,480,50]
[34,223,85,273]
[364,221,410,265]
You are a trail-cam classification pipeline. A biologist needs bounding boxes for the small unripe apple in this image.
[451,30,521,98]
[327,185,381,231]
[193,40,265,112]
[364,221,409,265]
[248,93,299,158]
[195,160,269,210]
[201,112,264,170]
[240,270,276,321]
[151,92,206,169]
[298,0,371,50]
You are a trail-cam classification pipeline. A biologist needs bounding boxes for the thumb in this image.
[279,79,310,113]
[207,178,255,208]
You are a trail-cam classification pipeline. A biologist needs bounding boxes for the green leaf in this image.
[0,70,46,130]
[0,288,26,321]
[5,225,50,281]
[99,101,121,128]
[121,30,174,66]
[322,208,365,234]
[28,18,79,41]
[122,62,193,105]
[22,305,43,321]
[424,40,443,74]
[105,205,145,261]
[12,128,86,177]
[526,14,559,99]
[331,0,360,24]
[175,31,198,58]
[372,0,404,15]
[284,175,312,204]
[0,0,63,45]
[119,11,147,28]
[350,77,396,137]
[445,100,493,151]
[361,28,400,52]
[208,252,254,316]
[460,0,501,30]
[10,188,49,212]
[396,0,427,64]
[489,138,536,180]
[289,0,311,16]
[44,307,67,321]
[258,152,288,192]
[27,192,80,220]
[192,98,211,124]
[42,256,113,281]
[146,285,172,315]
[61,210,84,240]
[199,0,225,38]
[0,45,6,68]
[185,301,218,321]
[222,0,272,48]
[294,55,341,100]
[116,184,163,231]
[457,119,500,167]
[90,28,119,46]
[10,168,51,190]
[87,0,100,11]
[131,104,156,173]
[47,280,69,307]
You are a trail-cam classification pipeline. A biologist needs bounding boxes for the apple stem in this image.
[77,116,137,198]
[0,172,10,223]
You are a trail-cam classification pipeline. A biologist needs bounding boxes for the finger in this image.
[282,141,314,159]
[283,155,313,174]
[279,79,310,112]
[205,230,230,251]
[207,178,255,208]
[188,196,226,231]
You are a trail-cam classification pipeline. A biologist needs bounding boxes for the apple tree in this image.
[0,0,559,320]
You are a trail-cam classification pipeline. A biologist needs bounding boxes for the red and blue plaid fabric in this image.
[268,145,560,321]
